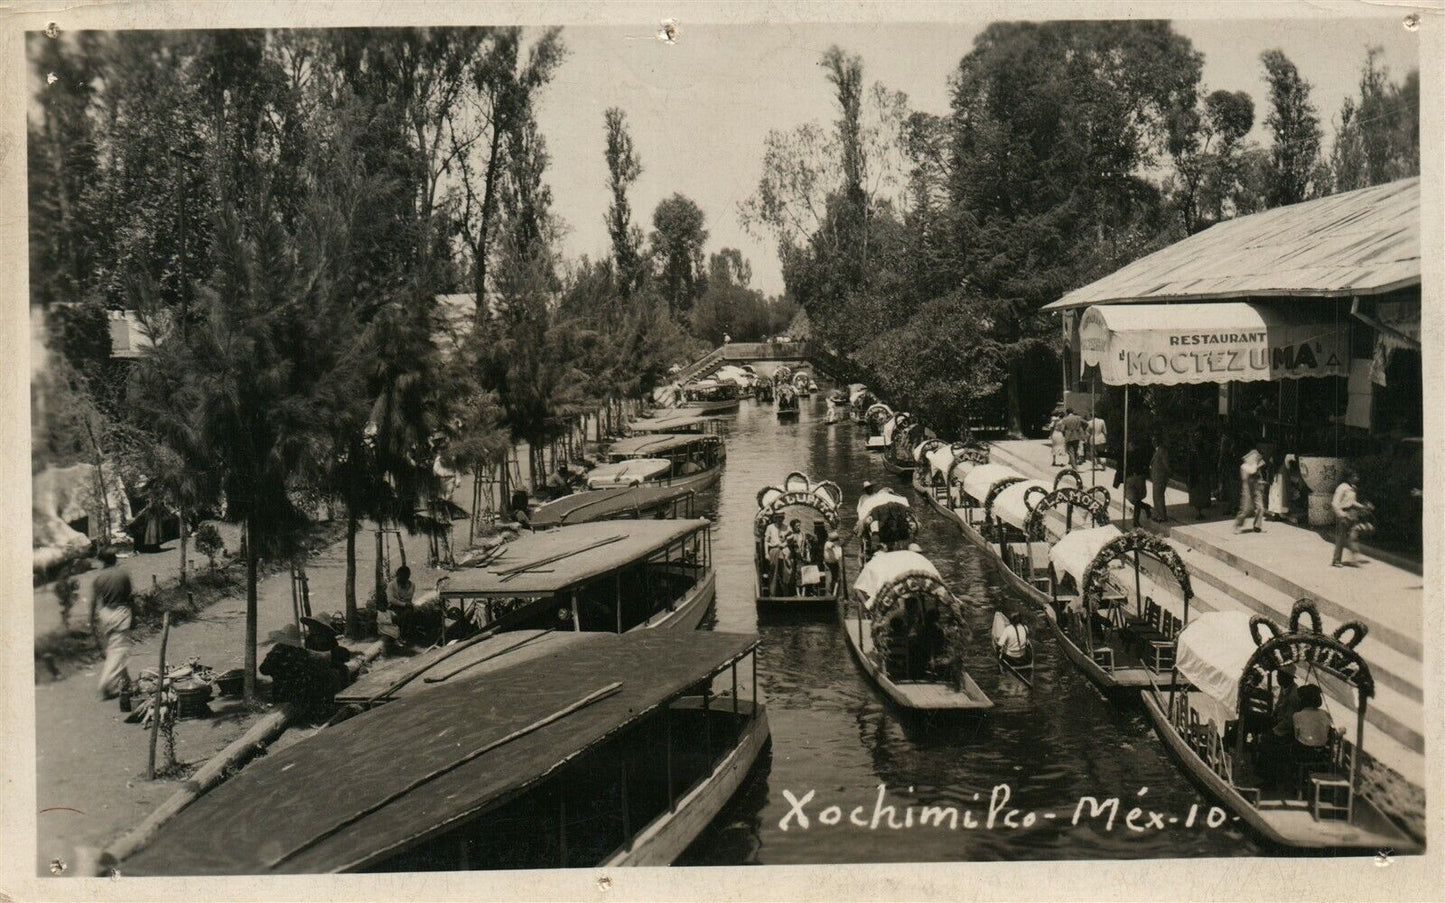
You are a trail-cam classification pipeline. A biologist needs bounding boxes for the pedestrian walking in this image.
[1330,470,1370,567]
[1150,437,1172,523]
[1088,413,1107,470]
[1048,410,1067,467]
[89,549,134,702]
[1125,472,1150,527]
[1060,408,1086,466]
[1234,442,1267,534]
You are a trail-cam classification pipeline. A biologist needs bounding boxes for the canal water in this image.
[676,386,1259,864]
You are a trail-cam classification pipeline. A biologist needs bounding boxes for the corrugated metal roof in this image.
[1045,178,1419,311]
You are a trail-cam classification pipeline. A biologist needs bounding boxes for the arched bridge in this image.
[674,341,860,385]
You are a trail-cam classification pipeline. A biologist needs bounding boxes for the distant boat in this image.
[603,433,726,492]
[775,384,800,419]
[679,379,741,415]
[839,549,993,711]
[122,630,771,873]
[863,402,892,447]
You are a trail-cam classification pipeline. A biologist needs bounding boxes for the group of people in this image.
[1047,408,1107,469]
[1256,665,1336,794]
[761,511,842,597]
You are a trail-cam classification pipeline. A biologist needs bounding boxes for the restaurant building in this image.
[1045,178,1421,548]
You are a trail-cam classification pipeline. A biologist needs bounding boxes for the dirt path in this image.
[33,522,442,877]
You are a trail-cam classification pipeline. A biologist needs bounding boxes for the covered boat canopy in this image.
[629,412,722,434]
[715,364,750,383]
[1175,610,1256,724]
[992,479,1052,531]
[586,458,672,489]
[1048,524,1124,590]
[856,487,910,523]
[853,549,940,605]
[961,463,1024,504]
[848,384,869,404]
[442,519,711,597]
[925,444,959,482]
[755,476,842,537]
[530,485,696,528]
[122,630,760,875]
[607,433,709,458]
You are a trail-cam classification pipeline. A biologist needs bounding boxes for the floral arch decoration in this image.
[1081,529,1193,613]
[1025,486,1112,541]
[1237,599,1375,711]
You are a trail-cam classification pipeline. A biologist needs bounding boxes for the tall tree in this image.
[1169,89,1256,233]
[650,194,709,315]
[604,107,645,299]
[1260,49,1323,207]
[1329,48,1418,192]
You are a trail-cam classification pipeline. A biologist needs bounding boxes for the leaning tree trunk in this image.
[243,516,259,705]
[344,503,359,640]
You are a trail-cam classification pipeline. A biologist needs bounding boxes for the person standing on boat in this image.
[823,531,843,592]
[90,549,134,702]
[764,512,786,595]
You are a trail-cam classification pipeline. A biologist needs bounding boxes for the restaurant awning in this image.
[1078,302,1349,386]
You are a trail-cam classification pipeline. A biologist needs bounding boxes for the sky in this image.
[531,17,1419,297]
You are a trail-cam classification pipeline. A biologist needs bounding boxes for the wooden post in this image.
[147,612,171,780]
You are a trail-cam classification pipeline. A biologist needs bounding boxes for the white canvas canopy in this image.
[961,464,1023,504]
[1174,610,1256,728]
[853,549,940,607]
[882,416,900,445]
[856,488,910,523]
[1048,524,1123,590]
[586,458,672,489]
[926,444,959,482]
[848,384,869,404]
[992,479,1052,531]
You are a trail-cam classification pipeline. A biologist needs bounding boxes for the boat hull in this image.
[639,569,717,631]
[910,472,1159,694]
[836,596,992,711]
[1140,690,1420,853]
[679,399,740,416]
[755,555,847,605]
[604,700,770,866]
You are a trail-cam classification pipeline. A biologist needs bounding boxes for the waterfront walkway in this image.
[989,438,1425,791]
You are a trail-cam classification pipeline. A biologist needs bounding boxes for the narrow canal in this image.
[676,384,1260,864]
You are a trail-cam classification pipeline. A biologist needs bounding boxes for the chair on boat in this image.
[1121,596,1164,651]
[1306,736,1353,821]
[1144,612,1182,673]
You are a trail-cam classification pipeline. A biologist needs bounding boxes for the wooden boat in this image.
[1141,601,1420,853]
[604,433,726,493]
[753,473,847,605]
[790,370,815,397]
[628,411,727,436]
[427,519,718,639]
[849,386,876,423]
[917,458,1189,695]
[585,458,674,490]
[839,549,993,711]
[679,379,741,415]
[775,384,800,419]
[854,485,918,571]
[530,484,697,529]
[863,403,893,449]
[121,631,770,874]
[881,413,925,476]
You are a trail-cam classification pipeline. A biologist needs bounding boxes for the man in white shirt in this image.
[764,512,786,594]
[822,531,842,591]
[1330,470,1366,567]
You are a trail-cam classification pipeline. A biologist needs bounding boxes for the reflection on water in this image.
[677,388,1259,863]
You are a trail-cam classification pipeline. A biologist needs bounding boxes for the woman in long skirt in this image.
[90,559,135,700]
[1048,413,1066,467]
